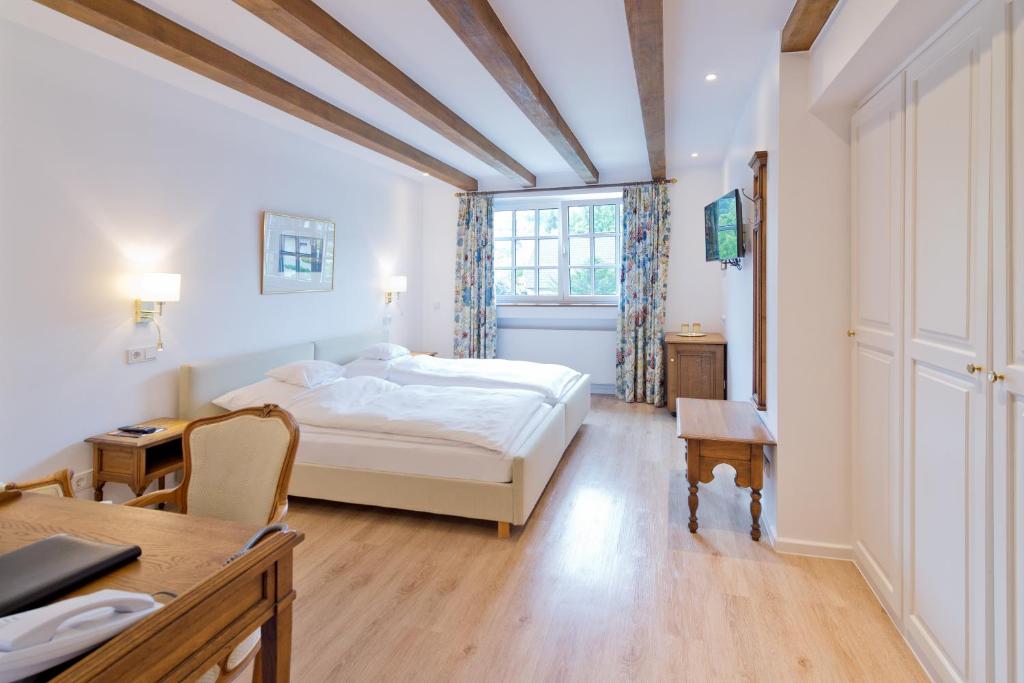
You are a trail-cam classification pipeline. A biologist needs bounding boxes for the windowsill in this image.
[498,302,618,308]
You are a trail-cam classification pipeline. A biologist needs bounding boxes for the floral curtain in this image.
[616,182,672,405]
[453,194,497,359]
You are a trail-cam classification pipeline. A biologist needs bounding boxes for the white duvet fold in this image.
[285,376,546,454]
[375,355,581,402]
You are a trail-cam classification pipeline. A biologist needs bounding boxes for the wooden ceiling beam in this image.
[781,0,839,53]
[33,0,479,190]
[624,0,666,180]
[235,0,535,187]
[427,0,599,184]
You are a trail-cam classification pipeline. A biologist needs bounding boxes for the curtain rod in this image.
[454,177,677,197]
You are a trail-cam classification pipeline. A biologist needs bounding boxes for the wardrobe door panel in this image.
[992,2,1024,678]
[850,74,903,618]
[903,3,991,681]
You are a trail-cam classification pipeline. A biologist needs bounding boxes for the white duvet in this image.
[284,376,546,454]
[342,355,581,402]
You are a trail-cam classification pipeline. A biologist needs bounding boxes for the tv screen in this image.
[704,189,743,262]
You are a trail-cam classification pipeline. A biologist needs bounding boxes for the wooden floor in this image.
[281,396,926,682]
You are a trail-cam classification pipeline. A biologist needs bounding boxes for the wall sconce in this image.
[134,272,180,350]
[385,275,407,304]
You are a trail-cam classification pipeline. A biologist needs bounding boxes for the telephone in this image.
[0,589,162,682]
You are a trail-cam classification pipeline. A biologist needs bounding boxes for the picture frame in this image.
[260,211,336,294]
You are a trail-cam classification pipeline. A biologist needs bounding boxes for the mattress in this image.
[294,404,552,484]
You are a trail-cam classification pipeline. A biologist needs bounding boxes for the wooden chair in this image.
[125,405,300,683]
[3,468,75,497]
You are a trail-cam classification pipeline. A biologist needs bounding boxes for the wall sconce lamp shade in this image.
[137,272,181,303]
[385,275,407,304]
[134,273,181,350]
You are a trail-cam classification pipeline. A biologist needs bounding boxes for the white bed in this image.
[313,332,591,450]
[179,341,569,536]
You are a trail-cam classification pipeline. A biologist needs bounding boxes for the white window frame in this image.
[494,197,622,305]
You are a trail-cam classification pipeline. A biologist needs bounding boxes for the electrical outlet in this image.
[126,346,157,364]
[71,470,92,493]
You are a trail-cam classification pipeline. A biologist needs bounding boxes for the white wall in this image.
[0,21,424,492]
[774,53,853,551]
[720,55,781,413]
[417,174,725,390]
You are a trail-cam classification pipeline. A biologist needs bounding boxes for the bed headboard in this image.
[178,342,315,419]
[313,328,388,365]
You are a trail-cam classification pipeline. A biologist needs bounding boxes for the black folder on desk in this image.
[0,534,141,616]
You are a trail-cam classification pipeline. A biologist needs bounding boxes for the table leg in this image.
[93,481,104,502]
[157,476,166,509]
[750,489,762,541]
[749,446,765,541]
[686,469,700,534]
[260,556,294,682]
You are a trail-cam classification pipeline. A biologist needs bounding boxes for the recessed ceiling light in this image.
[691,152,699,158]
[705,73,718,82]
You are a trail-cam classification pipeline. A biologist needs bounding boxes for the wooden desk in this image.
[85,418,189,501]
[676,398,776,540]
[0,491,303,681]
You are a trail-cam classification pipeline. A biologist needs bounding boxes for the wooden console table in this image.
[676,398,775,540]
[86,418,188,501]
[0,491,303,681]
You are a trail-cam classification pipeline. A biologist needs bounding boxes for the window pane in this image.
[494,211,513,237]
[538,268,559,296]
[515,268,537,296]
[569,268,593,295]
[538,238,559,266]
[568,206,590,234]
[594,236,617,265]
[515,239,536,267]
[538,209,560,236]
[494,240,512,267]
[594,267,616,295]
[593,204,617,232]
[495,269,513,296]
[569,237,591,265]
[515,210,536,236]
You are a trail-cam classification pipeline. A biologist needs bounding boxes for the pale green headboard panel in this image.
[313,328,388,365]
[178,342,315,419]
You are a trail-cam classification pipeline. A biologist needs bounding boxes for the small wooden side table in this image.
[85,418,189,501]
[676,398,776,540]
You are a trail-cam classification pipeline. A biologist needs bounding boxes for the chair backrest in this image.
[180,406,299,526]
[3,469,74,498]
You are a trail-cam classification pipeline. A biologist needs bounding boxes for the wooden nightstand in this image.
[410,351,438,357]
[85,418,188,501]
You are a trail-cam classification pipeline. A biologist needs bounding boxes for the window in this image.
[494,199,622,304]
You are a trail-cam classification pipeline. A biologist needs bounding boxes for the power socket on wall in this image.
[71,469,92,494]
[126,345,158,364]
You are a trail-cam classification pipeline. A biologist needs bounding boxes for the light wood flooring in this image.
[281,396,926,682]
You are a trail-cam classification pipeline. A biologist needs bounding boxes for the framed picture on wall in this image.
[261,211,336,294]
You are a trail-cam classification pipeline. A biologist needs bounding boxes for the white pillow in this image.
[266,360,345,388]
[359,343,410,361]
[212,378,307,411]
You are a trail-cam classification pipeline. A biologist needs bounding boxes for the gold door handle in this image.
[966,363,985,375]
[846,330,856,337]
[988,371,1006,383]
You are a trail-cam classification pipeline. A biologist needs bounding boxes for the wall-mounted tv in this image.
[704,189,743,263]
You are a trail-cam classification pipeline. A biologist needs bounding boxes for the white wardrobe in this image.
[850,0,1023,681]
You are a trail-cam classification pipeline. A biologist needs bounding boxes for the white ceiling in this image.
[3,0,796,189]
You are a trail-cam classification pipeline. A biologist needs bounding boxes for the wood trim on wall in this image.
[234,0,536,187]
[749,151,768,411]
[624,0,666,180]
[427,0,600,184]
[33,0,479,190]
[781,0,840,53]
